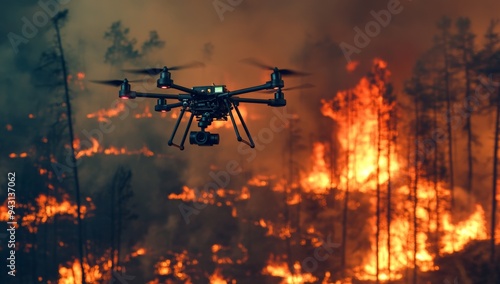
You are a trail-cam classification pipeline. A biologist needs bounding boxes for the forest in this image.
[1,6,500,284]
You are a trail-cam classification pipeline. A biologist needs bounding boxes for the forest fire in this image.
[58,259,104,284]
[300,142,332,194]
[6,6,500,281]
[73,137,154,158]
[209,268,227,284]
[86,101,127,122]
[0,193,90,233]
[296,58,493,282]
[263,257,317,284]
[152,250,197,282]
[9,152,28,158]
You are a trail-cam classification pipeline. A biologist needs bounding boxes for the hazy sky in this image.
[2,2,499,280]
[3,0,500,178]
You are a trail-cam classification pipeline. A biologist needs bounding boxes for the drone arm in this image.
[135,92,183,100]
[225,82,272,97]
[231,97,273,105]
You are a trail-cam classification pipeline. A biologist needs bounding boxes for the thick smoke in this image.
[2,0,500,281]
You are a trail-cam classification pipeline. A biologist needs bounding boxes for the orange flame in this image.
[73,137,154,158]
[209,268,227,284]
[263,256,317,284]
[86,102,127,122]
[307,58,490,281]
[58,259,105,284]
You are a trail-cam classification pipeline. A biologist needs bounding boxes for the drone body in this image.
[92,59,312,150]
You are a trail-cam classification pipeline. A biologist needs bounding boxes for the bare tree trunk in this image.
[387,106,393,282]
[376,98,382,284]
[491,87,499,275]
[110,172,116,276]
[341,90,351,277]
[117,192,122,271]
[285,118,293,273]
[53,11,86,283]
[433,99,441,257]
[465,62,473,205]
[413,93,420,284]
[443,42,455,219]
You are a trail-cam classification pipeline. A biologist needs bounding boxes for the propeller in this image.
[240,58,311,77]
[123,61,205,75]
[260,83,315,93]
[89,79,141,87]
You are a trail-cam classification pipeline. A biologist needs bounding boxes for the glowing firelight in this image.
[346,60,360,72]
[9,152,28,158]
[209,268,227,284]
[307,58,490,282]
[73,137,154,158]
[153,250,196,282]
[131,248,146,257]
[58,259,103,284]
[300,142,332,194]
[86,102,127,122]
[263,257,317,283]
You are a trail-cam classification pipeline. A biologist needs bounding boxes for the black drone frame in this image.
[92,61,311,150]
[118,68,285,150]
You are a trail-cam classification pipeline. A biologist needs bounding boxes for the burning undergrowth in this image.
[2,58,500,284]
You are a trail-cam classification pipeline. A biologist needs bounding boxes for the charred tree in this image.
[374,78,382,284]
[405,59,428,284]
[475,21,500,278]
[52,10,86,283]
[110,167,135,276]
[491,75,500,281]
[341,90,351,277]
[283,113,304,274]
[435,16,457,214]
[386,87,396,282]
[452,17,477,202]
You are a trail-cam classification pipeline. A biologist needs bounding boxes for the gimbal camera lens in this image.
[189,131,219,146]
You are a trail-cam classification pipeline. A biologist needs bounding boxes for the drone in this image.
[91,58,312,150]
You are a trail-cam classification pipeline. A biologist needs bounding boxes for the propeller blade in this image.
[123,61,205,75]
[89,79,140,87]
[278,69,311,77]
[240,57,311,77]
[168,61,205,71]
[123,68,163,75]
[240,58,274,70]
